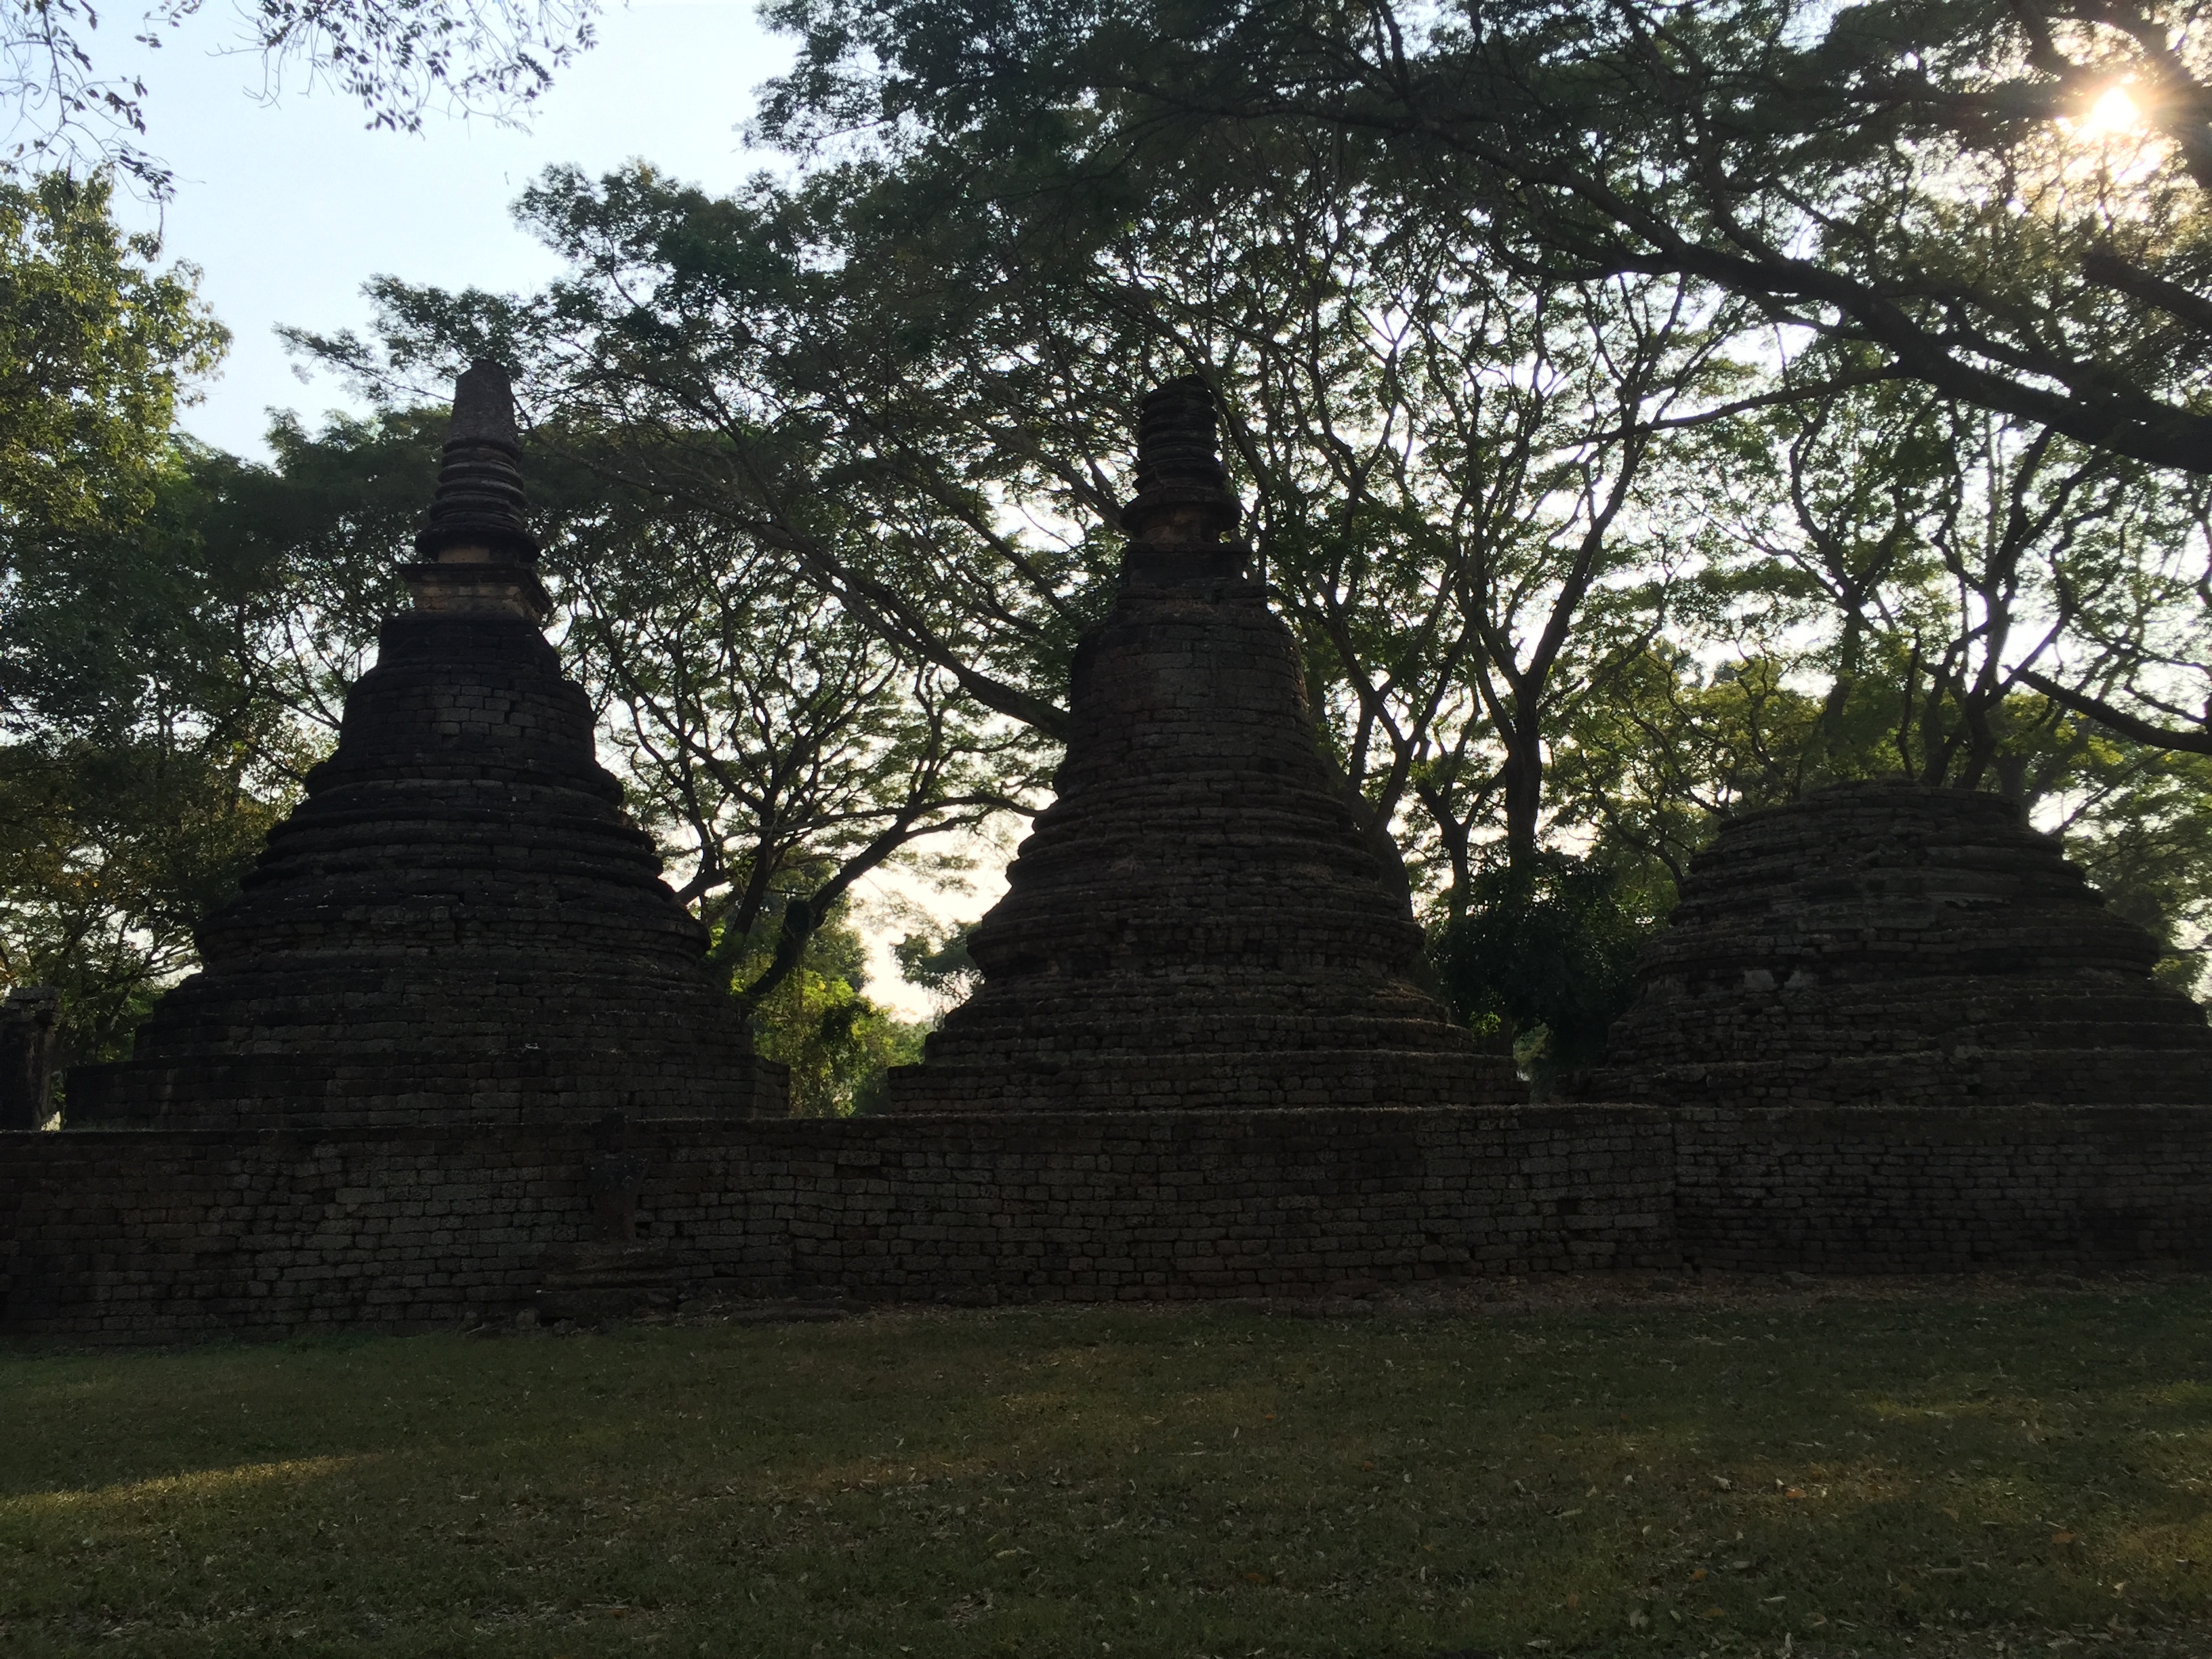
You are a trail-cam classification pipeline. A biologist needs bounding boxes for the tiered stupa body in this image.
[890,379,1516,1112]
[70,363,783,1128]
[1580,781,2212,1105]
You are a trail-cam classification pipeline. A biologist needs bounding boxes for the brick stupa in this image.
[1580,781,2212,1105]
[888,378,1517,1112]
[69,362,784,1128]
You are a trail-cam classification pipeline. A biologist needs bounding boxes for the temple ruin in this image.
[1580,781,2212,1105]
[12,383,2212,1345]
[67,363,784,1129]
[888,377,1517,1112]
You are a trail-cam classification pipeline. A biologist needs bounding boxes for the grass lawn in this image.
[1,1277,2208,1658]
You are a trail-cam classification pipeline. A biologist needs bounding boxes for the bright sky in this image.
[106,0,793,459]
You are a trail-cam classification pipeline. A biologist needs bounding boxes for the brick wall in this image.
[3,1103,2208,1343]
[1673,1105,2212,1271]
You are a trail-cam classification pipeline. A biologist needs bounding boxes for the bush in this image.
[1431,853,1660,1097]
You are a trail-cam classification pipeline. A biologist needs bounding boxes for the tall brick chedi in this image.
[890,379,1515,1111]
[1581,781,2212,1106]
[70,363,783,1128]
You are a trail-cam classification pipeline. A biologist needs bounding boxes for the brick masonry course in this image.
[5,1103,2207,1343]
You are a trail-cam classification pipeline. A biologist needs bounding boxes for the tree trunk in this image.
[1501,721,1543,870]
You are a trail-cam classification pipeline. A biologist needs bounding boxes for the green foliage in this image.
[758,0,2212,475]
[1550,650,1836,895]
[719,903,926,1117]
[529,419,1039,1010]
[0,400,432,1062]
[1431,852,1662,1096]
[2050,735,2212,1000]
[0,176,253,1061]
[745,0,2212,776]
[0,738,281,1063]
[754,966,927,1118]
[893,918,979,1006]
[0,171,224,540]
[4,426,412,763]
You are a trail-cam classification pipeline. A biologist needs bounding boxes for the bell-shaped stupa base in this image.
[1576,781,2212,1106]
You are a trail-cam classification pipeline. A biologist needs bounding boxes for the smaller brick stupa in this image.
[888,377,1517,1112]
[68,363,783,1128]
[1580,781,2212,1105]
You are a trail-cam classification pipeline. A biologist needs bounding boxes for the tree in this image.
[199,407,1038,1083]
[893,916,979,1012]
[0,169,242,1063]
[1679,383,2205,792]
[1549,647,1847,890]
[283,0,2212,1000]
[0,720,283,1064]
[534,423,1045,1012]
[0,169,222,544]
[760,0,2212,476]
[2,0,598,192]
[296,99,1757,905]
[733,903,928,1115]
[2058,740,2212,994]
[1430,849,1660,1095]
[0,443,308,1066]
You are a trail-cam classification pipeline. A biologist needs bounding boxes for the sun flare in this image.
[2078,83,2145,139]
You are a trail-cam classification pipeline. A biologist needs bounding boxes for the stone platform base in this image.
[4,1103,2209,1343]
[64,1050,790,1130]
[885,1049,1523,1112]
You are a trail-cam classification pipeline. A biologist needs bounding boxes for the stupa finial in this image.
[414,359,540,565]
[405,359,551,623]
[1122,375,1244,567]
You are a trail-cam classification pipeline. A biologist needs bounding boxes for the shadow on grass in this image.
[1,1280,2208,1657]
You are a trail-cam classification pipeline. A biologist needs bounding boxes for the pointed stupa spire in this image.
[1122,375,1246,580]
[405,359,552,622]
